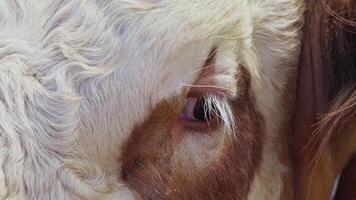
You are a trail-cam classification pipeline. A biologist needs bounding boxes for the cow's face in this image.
[99,0,305,199]
[0,0,303,199]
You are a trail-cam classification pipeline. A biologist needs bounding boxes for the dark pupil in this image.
[193,97,212,121]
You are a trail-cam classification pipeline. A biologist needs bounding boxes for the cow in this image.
[0,0,304,199]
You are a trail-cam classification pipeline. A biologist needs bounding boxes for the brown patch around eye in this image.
[120,68,264,200]
[120,93,185,197]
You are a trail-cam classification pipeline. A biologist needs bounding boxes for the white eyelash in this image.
[204,95,236,138]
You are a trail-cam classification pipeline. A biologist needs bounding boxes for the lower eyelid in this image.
[179,117,219,133]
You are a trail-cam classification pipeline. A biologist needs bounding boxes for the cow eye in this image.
[180,97,214,121]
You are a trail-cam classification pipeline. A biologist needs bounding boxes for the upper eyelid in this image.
[184,85,234,99]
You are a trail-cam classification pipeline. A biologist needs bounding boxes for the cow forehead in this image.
[0,0,251,144]
[116,0,250,53]
[1,3,249,102]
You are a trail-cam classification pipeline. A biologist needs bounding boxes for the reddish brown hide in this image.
[293,0,356,199]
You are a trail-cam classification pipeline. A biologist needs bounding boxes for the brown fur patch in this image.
[120,69,265,200]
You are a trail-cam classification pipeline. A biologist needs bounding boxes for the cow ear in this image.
[293,7,332,196]
[293,1,333,151]
[293,1,356,198]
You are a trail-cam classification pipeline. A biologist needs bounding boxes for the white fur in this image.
[247,1,304,199]
[0,0,304,199]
